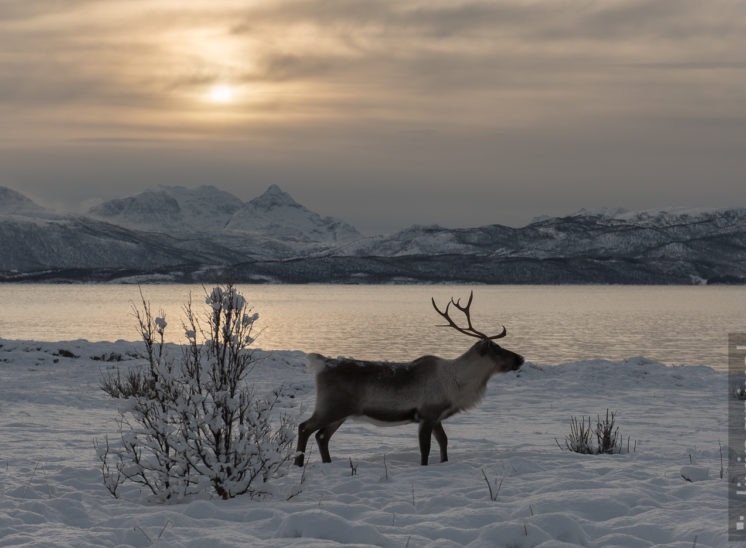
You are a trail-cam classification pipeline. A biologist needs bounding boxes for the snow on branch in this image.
[97,284,295,502]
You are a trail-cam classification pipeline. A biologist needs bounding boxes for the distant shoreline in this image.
[1,254,741,285]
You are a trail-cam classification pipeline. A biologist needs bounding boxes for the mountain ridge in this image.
[88,184,359,242]
[1,184,744,284]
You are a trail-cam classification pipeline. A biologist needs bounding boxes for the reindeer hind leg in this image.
[433,422,448,463]
[315,418,345,463]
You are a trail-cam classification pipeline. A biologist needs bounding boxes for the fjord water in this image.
[0,284,743,370]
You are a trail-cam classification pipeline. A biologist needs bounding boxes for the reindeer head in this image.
[432,291,524,373]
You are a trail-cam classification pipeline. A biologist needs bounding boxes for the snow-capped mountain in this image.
[89,185,243,233]
[335,208,746,262]
[568,206,734,224]
[2,183,745,283]
[0,213,241,272]
[90,184,359,242]
[0,185,361,277]
[0,187,52,217]
[0,185,246,272]
[226,185,359,242]
[306,207,746,284]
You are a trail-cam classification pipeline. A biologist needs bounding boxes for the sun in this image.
[208,85,234,103]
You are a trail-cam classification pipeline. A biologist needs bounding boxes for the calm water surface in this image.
[0,284,744,370]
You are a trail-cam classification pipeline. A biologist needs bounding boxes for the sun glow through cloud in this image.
[208,85,234,103]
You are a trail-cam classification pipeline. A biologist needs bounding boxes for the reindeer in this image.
[294,292,524,467]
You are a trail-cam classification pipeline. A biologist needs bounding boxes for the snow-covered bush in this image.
[96,284,295,501]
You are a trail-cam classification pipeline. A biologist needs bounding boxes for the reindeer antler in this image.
[431,291,506,340]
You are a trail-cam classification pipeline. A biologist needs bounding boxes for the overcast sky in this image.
[1,0,745,234]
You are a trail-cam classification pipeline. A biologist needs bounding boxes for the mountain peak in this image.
[227,185,359,241]
[249,185,300,209]
[0,186,48,216]
[0,186,33,205]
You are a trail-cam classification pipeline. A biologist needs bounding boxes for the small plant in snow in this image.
[99,367,154,399]
[558,409,629,455]
[561,415,595,454]
[96,284,295,501]
[481,468,504,501]
[595,409,622,454]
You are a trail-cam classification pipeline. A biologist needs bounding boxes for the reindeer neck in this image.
[450,345,494,392]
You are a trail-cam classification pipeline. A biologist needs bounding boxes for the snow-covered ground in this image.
[0,338,731,547]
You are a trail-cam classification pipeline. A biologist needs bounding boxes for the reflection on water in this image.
[0,284,744,370]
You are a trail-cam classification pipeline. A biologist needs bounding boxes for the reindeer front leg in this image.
[295,414,320,467]
[418,420,434,465]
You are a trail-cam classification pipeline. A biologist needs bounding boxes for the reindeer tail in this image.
[306,353,328,375]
